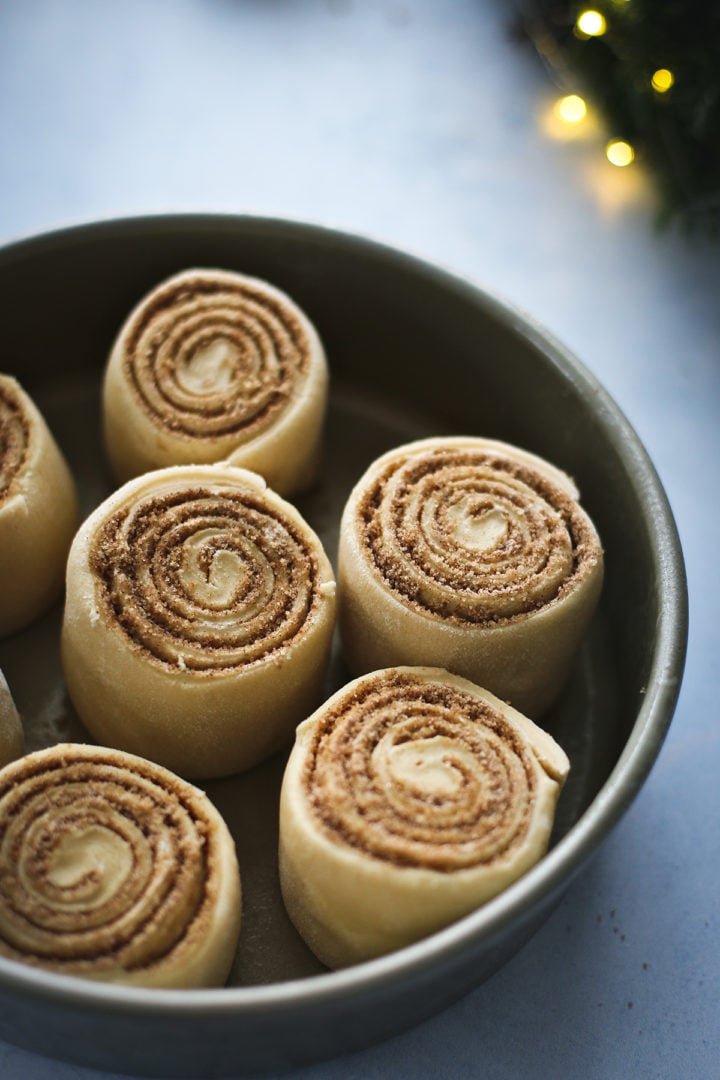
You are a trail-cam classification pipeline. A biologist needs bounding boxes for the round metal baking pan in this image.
[0,215,687,1077]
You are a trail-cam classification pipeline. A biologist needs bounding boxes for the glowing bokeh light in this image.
[555,94,588,123]
[606,139,635,167]
[576,10,607,36]
[651,68,674,93]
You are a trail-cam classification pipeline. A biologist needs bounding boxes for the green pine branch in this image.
[517,0,720,234]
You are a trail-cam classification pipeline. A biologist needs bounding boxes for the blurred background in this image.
[0,2,718,1078]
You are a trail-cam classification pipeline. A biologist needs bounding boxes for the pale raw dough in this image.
[0,669,24,767]
[337,436,604,717]
[61,464,336,779]
[102,268,328,495]
[0,743,241,988]
[0,375,79,638]
[279,666,570,969]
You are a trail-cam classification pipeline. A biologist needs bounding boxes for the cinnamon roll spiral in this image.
[338,437,604,716]
[61,464,336,778]
[102,269,328,494]
[0,375,78,638]
[279,666,570,968]
[0,744,241,987]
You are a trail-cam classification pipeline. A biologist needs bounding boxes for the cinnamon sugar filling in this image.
[121,273,311,440]
[0,749,215,973]
[90,486,321,671]
[305,670,538,872]
[0,383,29,502]
[358,448,601,626]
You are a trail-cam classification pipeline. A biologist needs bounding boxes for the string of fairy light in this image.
[550,5,675,168]
[522,0,719,230]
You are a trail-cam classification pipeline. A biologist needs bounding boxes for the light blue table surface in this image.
[0,2,717,1078]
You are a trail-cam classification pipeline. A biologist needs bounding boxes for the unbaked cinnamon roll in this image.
[0,670,23,768]
[338,437,604,717]
[102,268,328,495]
[61,464,336,778]
[0,375,78,638]
[0,743,241,987]
[280,666,570,968]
